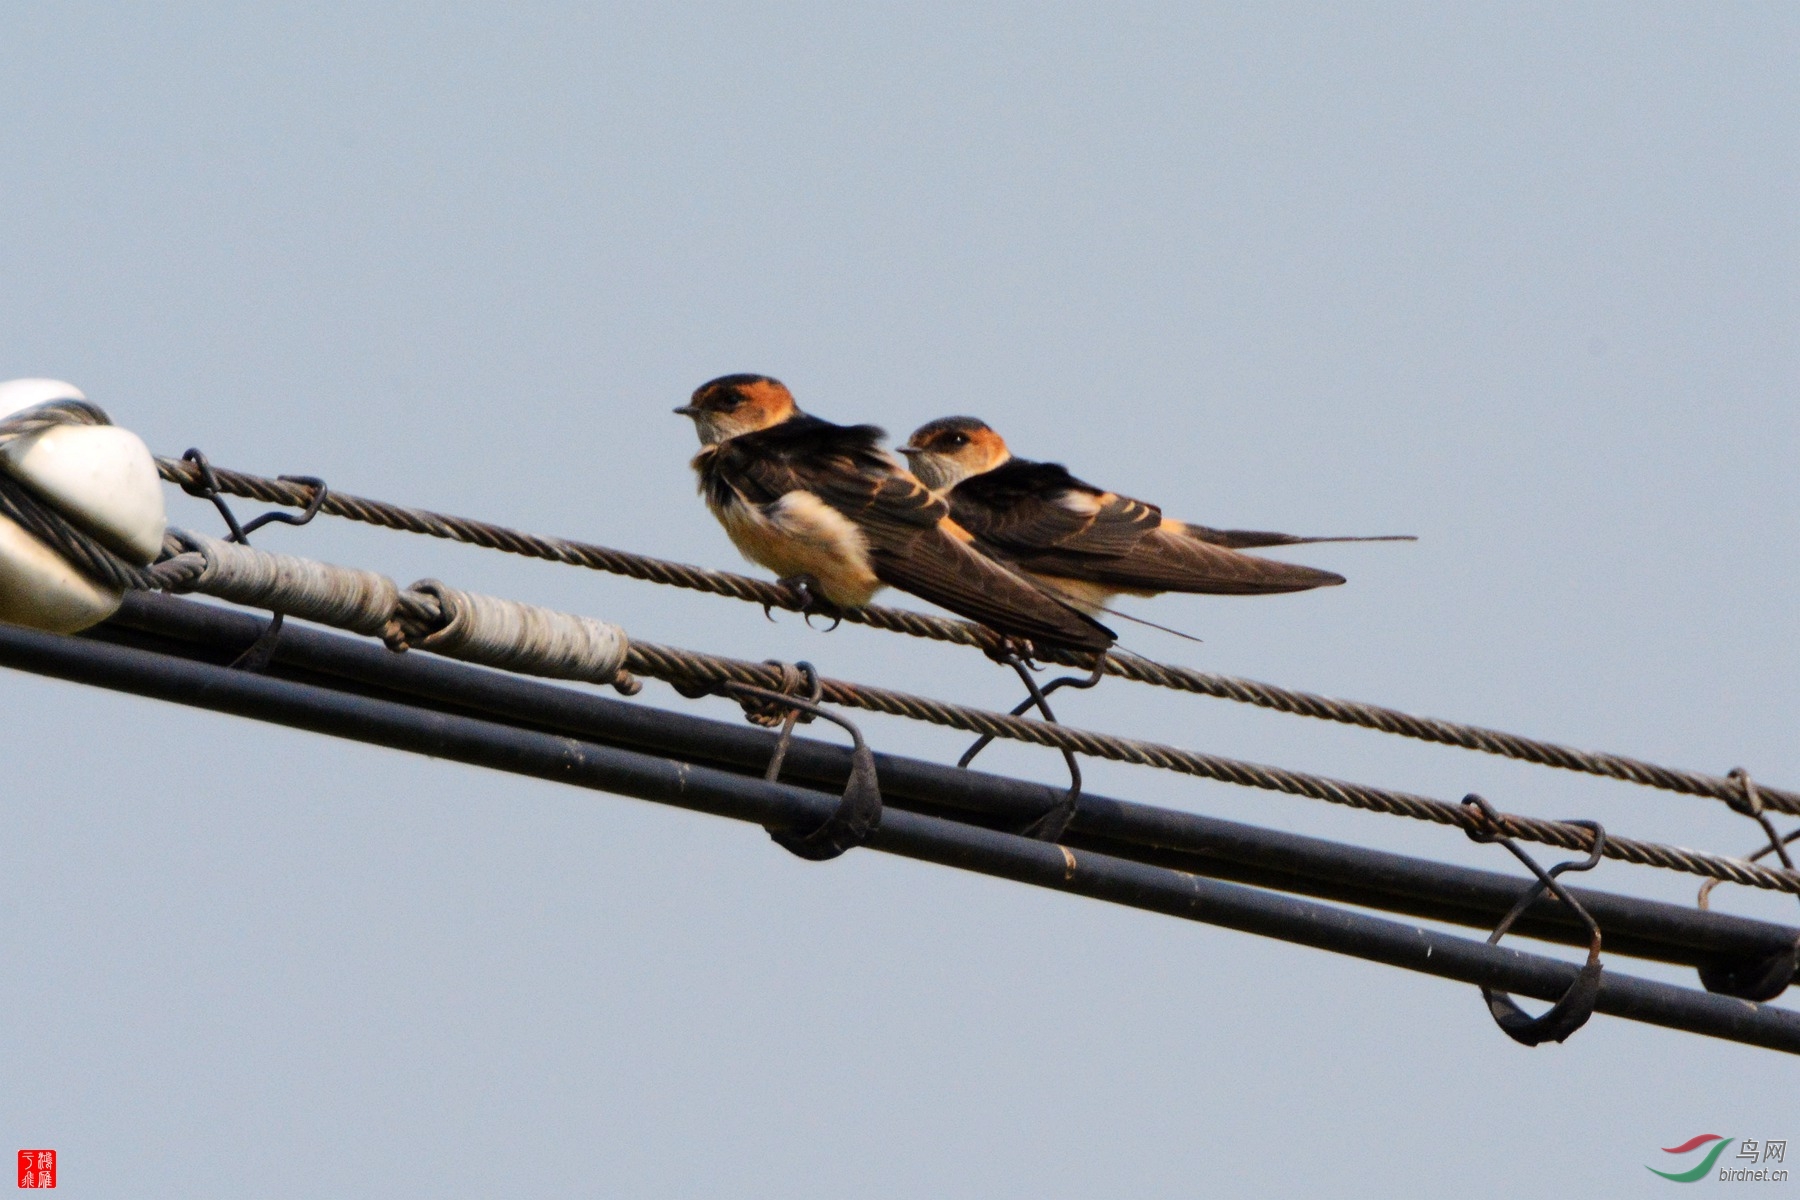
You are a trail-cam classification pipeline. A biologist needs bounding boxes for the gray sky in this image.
[3,4,1797,1196]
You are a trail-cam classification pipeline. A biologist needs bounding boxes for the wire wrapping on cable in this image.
[171,531,398,637]
[163,529,633,690]
[404,579,628,685]
[152,454,1800,819]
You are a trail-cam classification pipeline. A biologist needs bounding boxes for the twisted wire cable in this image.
[0,472,209,593]
[154,455,1800,818]
[168,522,1800,893]
[620,640,1800,896]
[4,448,1785,897]
[143,521,1800,896]
[1091,650,1800,818]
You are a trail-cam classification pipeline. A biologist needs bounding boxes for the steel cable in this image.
[76,506,1792,896]
[5,612,1797,1052]
[154,454,1800,818]
[617,639,1800,896]
[0,442,1786,896]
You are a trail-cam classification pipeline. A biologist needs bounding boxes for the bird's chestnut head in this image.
[675,374,798,445]
[900,416,1012,492]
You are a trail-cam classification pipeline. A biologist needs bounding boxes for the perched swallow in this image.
[901,416,1411,614]
[676,376,1115,651]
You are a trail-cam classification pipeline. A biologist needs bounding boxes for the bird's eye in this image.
[716,393,743,410]
[946,433,968,447]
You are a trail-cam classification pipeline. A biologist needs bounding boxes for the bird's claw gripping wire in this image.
[979,634,1043,667]
[1462,794,1606,1046]
[958,654,1105,842]
[179,448,331,672]
[1692,769,1800,1001]
[722,661,881,861]
[758,576,845,631]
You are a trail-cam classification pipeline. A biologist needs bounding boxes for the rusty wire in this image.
[152,455,1800,819]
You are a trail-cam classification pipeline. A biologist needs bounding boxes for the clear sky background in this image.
[3,4,1796,1196]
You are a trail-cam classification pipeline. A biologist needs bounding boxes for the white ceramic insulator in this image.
[0,513,122,633]
[0,425,168,565]
[0,378,87,420]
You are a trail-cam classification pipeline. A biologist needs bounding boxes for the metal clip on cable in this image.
[179,448,329,671]
[1693,769,1800,1001]
[722,662,882,862]
[1462,794,1606,1046]
[179,448,328,544]
[958,653,1105,842]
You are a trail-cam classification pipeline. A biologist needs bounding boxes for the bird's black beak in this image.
[898,446,922,457]
[672,405,700,416]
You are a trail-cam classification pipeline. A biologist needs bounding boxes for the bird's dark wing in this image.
[1061,527,1346,594]
[869,518,1117,650]
[951,458,1344,595]
[948,460,1160,556]
[708,421,1114,649]
[699,417,893,508]
[810,456,1116,650]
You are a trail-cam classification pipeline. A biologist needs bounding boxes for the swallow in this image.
[900,416,1413,614]
[675,376,1116,651]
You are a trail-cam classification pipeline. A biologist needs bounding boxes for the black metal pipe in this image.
[94,593,1800,985]
[1,617,1797,1053]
